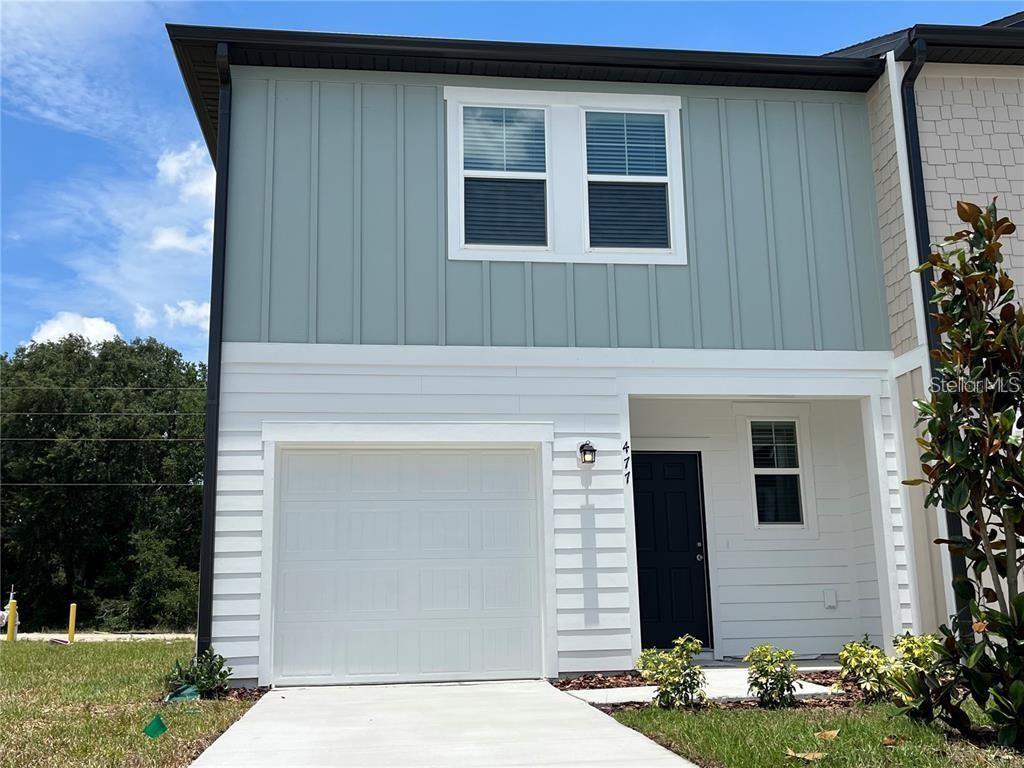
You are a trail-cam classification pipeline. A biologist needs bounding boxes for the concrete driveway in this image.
[191,680,693,767]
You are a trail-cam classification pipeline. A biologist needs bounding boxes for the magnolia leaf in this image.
[882,736,906,748]
[957,200,983,223]
[785,748,826,761]
[814,730,840,741]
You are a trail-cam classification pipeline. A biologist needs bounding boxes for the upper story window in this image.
[463,107,548,247]
[445,87,686,264]
[585,112,670,250]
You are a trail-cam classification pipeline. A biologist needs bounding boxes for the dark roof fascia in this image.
[831,15,1024,58]
[167,23,884,161]
[895,23,1024,63]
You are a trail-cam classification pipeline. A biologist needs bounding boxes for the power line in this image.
[1,437,204,442]
[1,386,205,391]
[2,412,206,416]
[2,483,203,487]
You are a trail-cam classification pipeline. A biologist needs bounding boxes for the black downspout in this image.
[197,42,231,654]
[899,36,970,627]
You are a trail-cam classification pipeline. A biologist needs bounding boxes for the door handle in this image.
[696,554,704,562]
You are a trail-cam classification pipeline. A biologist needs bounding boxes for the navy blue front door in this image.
[632,452,712,649]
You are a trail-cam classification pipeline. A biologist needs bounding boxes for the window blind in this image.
[464,178,547,246]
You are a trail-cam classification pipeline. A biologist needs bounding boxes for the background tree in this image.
[1,336,205,630]
[904,200,1023,747]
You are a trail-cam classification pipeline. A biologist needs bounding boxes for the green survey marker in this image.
[143,714,168,740]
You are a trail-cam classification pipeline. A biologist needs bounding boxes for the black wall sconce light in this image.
[578,441,597,466]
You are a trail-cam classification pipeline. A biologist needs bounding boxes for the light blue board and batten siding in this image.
[224,66,889,351]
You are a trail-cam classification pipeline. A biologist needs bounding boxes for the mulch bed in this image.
[590,669,868,714]
[224,686,270,702]
[553,672,648,690]
[598,696,860,720]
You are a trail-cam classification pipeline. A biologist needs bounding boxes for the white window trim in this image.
[732,402,819,540]
[444,86,687,265]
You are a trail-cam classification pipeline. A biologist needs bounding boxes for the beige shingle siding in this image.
[867,67,919,356]
[915,71,1024,290]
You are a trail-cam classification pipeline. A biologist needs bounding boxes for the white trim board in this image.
[262,420,555,444]
[223,341,893,373]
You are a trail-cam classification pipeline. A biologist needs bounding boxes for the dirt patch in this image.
[553,672,648,690]
[224,686,270,703]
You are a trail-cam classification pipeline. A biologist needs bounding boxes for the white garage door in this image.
[272,448,542,684]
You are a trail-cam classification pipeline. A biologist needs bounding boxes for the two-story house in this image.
[168,17,1023,687]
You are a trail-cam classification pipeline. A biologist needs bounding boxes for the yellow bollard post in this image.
[68,603,77,643]
[5,600,16,642]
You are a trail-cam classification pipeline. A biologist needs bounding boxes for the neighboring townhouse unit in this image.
[168,17,1023,686]
[835,12,1024,634]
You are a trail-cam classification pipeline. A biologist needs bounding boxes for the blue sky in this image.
[2,1,1018,360]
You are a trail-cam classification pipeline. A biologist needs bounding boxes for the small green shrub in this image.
[744,643,798,708]
[636,635,707,709]
[893,632,938,673]
[838,636,895,701]
[887,633,942,711]
[167,649,231,699]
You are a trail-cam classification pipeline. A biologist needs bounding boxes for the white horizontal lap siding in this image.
[210,352,632,678]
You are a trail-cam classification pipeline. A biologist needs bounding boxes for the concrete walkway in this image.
[567,667,833,705]
[191,680,694,768]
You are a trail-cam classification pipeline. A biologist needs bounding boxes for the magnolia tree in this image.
[902,200,1023,746]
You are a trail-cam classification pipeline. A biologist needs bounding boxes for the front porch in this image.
[625,396,897,660]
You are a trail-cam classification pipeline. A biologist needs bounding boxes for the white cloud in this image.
[149,226,210,254]
[1,3,214,360]
[0,1,178,148]
[134,304,156,330]
[12,140,215,358]
[157,144,217,206]
[164,300,210,333]
[31,312,120,345]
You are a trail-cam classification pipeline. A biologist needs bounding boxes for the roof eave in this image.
[167,23,885,161]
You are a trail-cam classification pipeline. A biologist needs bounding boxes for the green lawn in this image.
[0,639,254,768]
[614,703,1024,768]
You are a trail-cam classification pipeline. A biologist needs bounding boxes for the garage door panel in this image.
[347,567,401,614]
[479,452,534,496]
[280,501,339,559]
[347,506,403,553]
[481,502,536,554]
[345,628,401,676]
[482,622,538,672]
[280,452,344,498]
[481,561,537,613]
[418,453,473,494]
[278,564,339,619]
[419,508,471,552]
[350,452,406,495]
[274,448,542,684]
[276,621,336,678]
